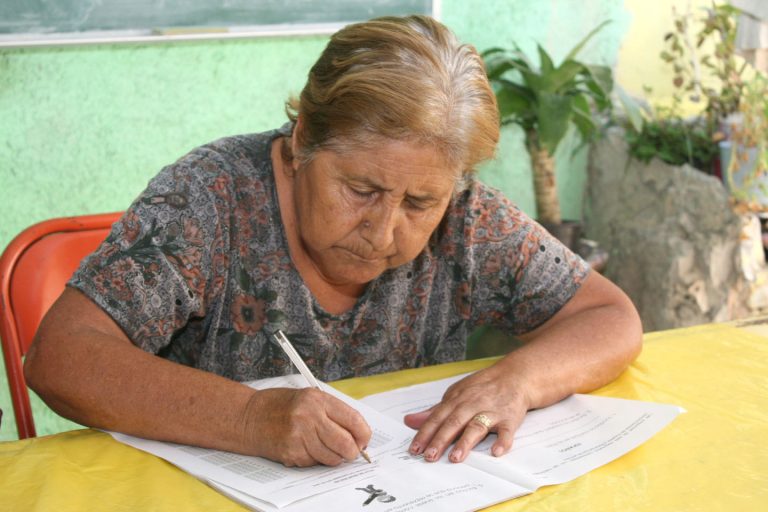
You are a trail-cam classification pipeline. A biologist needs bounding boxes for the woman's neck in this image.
[270,138,365,315]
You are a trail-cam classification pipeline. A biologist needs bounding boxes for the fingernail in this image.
[492,446,504,457]
[449,448,463,462]
[425,447,438,461]
[409,442,422,454]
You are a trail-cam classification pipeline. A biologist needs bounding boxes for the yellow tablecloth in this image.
[2,321,767,511]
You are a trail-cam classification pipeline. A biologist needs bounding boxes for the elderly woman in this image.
[24,15,641,467]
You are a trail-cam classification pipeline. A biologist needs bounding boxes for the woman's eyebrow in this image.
[406,191,439,202]
[349,178,439,201]
[346,175,391,192]
[344,170,444,201]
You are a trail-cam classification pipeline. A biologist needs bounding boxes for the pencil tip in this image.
[361,450,372,464]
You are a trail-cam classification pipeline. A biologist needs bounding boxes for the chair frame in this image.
[0,212,121,438]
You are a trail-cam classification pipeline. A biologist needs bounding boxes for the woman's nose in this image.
[361,206,399,251]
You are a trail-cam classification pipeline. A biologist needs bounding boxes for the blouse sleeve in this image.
[455,182,591,335]
[68,147,233,354]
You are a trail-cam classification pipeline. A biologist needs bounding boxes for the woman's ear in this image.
[291,115,303,169]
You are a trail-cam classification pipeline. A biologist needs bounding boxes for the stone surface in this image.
[585,128,750,331]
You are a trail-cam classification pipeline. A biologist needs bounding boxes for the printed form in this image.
[110,373,683,511]
[362,374,685,488]
[111,374,418,507]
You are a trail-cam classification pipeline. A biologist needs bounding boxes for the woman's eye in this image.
[406,199,430,211]
[351,187,375,198]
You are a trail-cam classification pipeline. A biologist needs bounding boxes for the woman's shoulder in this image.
[171,125,288,179]
[440,176,535,245]
[139,125,289,205]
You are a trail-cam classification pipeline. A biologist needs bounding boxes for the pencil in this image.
[273,329,372,464]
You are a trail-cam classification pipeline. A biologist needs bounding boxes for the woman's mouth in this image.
[338,246,391,263]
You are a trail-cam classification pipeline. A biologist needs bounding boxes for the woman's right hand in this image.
[242,387,372,467]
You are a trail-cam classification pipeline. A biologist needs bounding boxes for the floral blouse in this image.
[69,125,590,382]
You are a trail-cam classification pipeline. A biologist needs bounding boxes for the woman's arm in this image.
[24,287,371,467]
[404,271,642,462]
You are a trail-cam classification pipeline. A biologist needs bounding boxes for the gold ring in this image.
[472,414,492,429]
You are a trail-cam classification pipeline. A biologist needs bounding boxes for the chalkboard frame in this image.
[0,0,440,48]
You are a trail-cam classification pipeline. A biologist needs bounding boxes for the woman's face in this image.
[291,139,457,287]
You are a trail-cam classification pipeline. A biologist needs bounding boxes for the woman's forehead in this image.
[318,140,458,189]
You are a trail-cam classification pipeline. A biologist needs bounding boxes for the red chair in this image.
[0,212,122,439]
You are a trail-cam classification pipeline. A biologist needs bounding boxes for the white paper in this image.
[111,374,417,507]
[362,374,685,489]
[209,460,526,512]
[109,372,682,511]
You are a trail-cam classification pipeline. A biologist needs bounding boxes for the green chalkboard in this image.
[0,0,435,47]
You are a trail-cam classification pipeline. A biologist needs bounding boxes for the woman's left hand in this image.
[403,362,531,463]
[403,272,644,463]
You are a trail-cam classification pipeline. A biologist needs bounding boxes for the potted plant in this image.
[655,3,749,171]
[636,2,768,209]
[482,22,613,248]
[621,90,720,173]
[664,3,746,127]
[582,4,759,331]
[722,73,768,208]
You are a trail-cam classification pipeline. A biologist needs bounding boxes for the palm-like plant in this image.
[483,22,613,227]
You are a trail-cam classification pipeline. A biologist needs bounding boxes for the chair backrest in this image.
[0,212,122,439]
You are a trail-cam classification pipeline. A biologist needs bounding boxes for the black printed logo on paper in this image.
[355,484,396,506]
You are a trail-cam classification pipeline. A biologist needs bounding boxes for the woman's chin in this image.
[321,260,387,288]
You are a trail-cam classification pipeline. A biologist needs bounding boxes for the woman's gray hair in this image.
[285,15,499,178]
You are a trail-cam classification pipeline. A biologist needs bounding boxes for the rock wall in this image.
[585,128,749,331]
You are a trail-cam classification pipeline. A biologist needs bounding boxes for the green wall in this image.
[0,0,630,440]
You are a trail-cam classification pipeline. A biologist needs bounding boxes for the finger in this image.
[403,409,432,430]
[449,413,494,463]
[408,374,492,455]
[314,415,368,462]
[304,434,346,467]
[490,417,524,457]
[270,389,346,467]
[324,395,373,454]
[407,403,456,455]
[417,409,473,462]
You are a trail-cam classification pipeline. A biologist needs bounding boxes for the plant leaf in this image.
[493,79,535,120]
[615,86,645,133]
[518,67,547,94]
[537,92,573,153]
[484,57,515,80]
[481,47,506,58]
[537,43,555,73]
[563,20,611,61]
[546,60,584,93]
[571,93,597,141]
[583,64,613,97]
[500,54,536,75]
[510,45,539,73]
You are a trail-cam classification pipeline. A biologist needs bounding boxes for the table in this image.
[2,320,767,511]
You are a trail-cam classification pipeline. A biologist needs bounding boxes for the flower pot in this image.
[720,140,767,206]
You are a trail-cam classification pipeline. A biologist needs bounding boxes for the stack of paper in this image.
[110,373,683,511]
